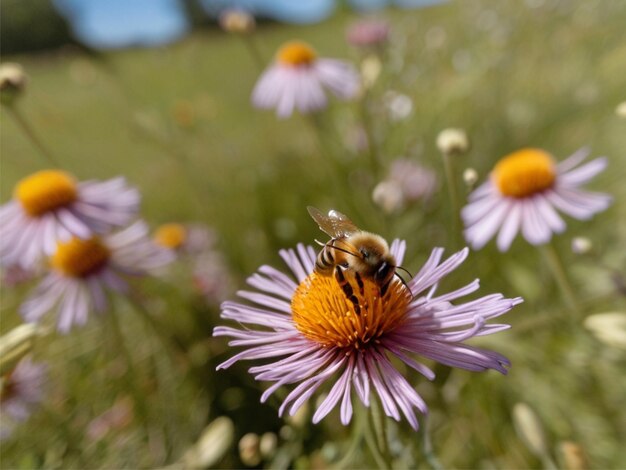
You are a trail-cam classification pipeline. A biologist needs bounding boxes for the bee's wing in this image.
[307,206,360,238]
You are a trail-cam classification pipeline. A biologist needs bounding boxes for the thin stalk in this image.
[107,307,150,432]
[126,294,189,363]
[7,106,60,166]
[541,242,580,314]
[363,419,389,470]
[359,91,382,177]
[241,36,266,73]
[442,151,462,247]
[422,415,444,470]
[370,397,389,458]
[334,405,366,469]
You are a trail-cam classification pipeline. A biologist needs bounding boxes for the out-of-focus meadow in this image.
[1,0,625,468]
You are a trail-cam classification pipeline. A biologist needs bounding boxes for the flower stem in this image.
[541,242,580,314]
[107,306,150,432]
[241,36,266,73]
[422,415,444,470]
[7,106,60,167]
[441,151,462,247]
[126,294,189,363]
[366,398,392,469]
[334,405,366,469]
[359,91,381,177]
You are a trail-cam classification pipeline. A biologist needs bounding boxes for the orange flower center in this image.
[51,236,110,278]
[291,272,411,349]
[492,148,556,198]
[14,170,78,216]
[277,41,317,67]
[154,223,187,249]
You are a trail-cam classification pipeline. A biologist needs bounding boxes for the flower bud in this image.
[0,324,48,375]
[615,101,626,119]
[559,441,589,470]
[584,312,626,350]
[512,403,548,458]
[436,128,470,156]
[238,432,261,466]
[372,180,404,214]
[571,237,592,255]
[0,62,28,106]
[346,19,390,48]
[181,417,234,468]
[259,432,278,458]
[463,168,479,188]
[219,9,255,34]
[360,55,382,89]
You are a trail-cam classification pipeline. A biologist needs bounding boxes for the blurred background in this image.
[1,0,625,468]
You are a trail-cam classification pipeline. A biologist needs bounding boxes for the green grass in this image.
[1,1,626,468]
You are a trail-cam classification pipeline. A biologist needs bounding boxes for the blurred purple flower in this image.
[463,148,612,251]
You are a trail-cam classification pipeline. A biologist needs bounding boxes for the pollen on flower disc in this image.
[291,272,411,350]
[14,170,78,216]
[277,41,317,67]
[492,148,556,198]
[51,236,110,278]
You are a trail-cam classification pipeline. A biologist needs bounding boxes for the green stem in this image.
[241,35,266,73]
[359,91,381,177]
[366,398,393,469]
[422,415,444,470]
[442,151,461,247]
[7,106,60,167]
[126,295,189,363]
[334,405,366,469]
[107,306,150,432]
[541,243,580,314]
[363,420,389,470]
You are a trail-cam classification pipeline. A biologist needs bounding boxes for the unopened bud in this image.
[372,180,404,214]
[238,433,261,466]
[0,62,28,106]
[219,9,255,34]
[181,416,234,468]
[615,101,626,119]
[463,168,479,188]
[512,403,548,458]
[259,432,278,458]
[360,55,382,89]
[559,441,589,470]
[0,324,48,375]
[286,400,309,428]
[436,128,470,156]
[571,237,592,255]
[584,312,626,350]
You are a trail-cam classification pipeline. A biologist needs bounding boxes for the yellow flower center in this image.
[492,148,557,198]
[291,272,411,349]
[51,236,110,278]
[14,170,78,216]
[277,41,317,67]
[154,223,187,249]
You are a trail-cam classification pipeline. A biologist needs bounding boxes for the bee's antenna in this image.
[313,239,326,247]
[395,265,413,278]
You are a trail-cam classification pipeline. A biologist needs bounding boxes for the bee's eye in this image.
[360,249,369,259]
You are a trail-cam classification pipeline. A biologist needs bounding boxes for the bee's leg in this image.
[334,266,361,315]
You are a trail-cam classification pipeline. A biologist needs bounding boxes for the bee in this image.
[307,206,409,311]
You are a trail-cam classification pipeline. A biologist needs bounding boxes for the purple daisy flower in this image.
[462,148,612,251]
[0,170,140,269]
[20,221,173,333]
[214,241,521,430]
[1,356,47,439]
[252,40,360,119]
